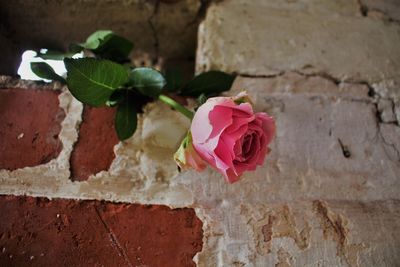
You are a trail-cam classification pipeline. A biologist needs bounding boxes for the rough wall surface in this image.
[192,0,400,265]
[1,72,399,266]
[191,75,400,266]
[196,0,400,99]
[0,0,400,266]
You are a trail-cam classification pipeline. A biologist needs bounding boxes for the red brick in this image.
[0,195,203,267]
[0,88,65,170]
[70,106,119,181]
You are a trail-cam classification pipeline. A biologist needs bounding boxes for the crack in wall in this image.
[292,70,340,85]
[376,123,400,162]
[238,69,369,88]
[357,0,400,24]
[94,205,134,267]
[239,69,399,124]
[147,0,160,63]
[356,0,369,17]
[238,69,400,165]
[186,0,214,28]
[236,71,285,79]
[368,88,400,162]
[377,98,398,124]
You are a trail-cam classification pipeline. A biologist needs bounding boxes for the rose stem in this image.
[158,94,194,120]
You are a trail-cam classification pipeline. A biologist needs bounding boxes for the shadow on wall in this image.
[0,0,211,76]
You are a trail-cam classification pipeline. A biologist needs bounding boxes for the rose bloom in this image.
[186,93,275,183]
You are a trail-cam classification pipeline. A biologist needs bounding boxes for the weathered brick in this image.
[0,88,65,170]
[0,195,203,267]
[70,106,119,181]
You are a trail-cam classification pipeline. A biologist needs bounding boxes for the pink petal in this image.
[226,168,241,183]
[255,112,276,145]
[234,161,257,175]
[220,134,236,160]
[232,102,254,115]
[194,142,231,176]
[191,101,214,143]
[242,133,254,156]
[256,145,268,165]
[233,134,245,156]
[208,105,233,140]
[245,134,261,166]
[185,149,207,171]
[226,114,254,134]
[191,97,233,143]
[193,143,215,166]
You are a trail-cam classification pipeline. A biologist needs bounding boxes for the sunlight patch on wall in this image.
[17,50,81,81]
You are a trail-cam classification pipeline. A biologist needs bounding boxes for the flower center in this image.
[242,134,253,157]
[234,132,257,163]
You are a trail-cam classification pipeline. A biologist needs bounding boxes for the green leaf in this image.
[115,98,137,141]
[64,58,128,107]
[129,67,166,98]
[30,62,65,83]
[78,30,133,62]
[36,49,75,60]
[93,34,133,62]
[181,71,235,97]
[164,68,183,92]
[84,30,114,50]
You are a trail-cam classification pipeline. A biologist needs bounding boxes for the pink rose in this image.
[189,93,275,183]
